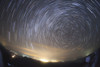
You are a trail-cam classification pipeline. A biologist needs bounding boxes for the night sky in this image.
[0,0,100,67]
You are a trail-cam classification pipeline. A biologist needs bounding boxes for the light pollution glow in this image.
[38,59,59,63]
[3,42,93,63]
